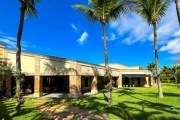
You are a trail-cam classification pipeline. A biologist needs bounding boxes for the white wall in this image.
[40,59,70,75]
[7,53,35,73]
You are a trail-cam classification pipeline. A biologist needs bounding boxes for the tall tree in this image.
[175,0,180,25]
[135,0,170,98]
[147,62,156,83]
[162,65,171,75]
[73,0,135,104]
[171,64,180,84]
[147,62,156,73]
[15,0,44,113]
[161,65,171,82]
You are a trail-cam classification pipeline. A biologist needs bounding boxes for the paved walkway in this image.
[23,91,97,98]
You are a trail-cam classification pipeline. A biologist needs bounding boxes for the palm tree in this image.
[73,0,135,104]
[147,62,156,73]
[15,0,45,113]
[147,62,156,83]
[171,64,180,84]
[162,66,171,75]
[135,0,170,98]
[173,52,180,65]
[161,65,171,82]
[175,0,180,25]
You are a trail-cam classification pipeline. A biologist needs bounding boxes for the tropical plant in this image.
[161,65,171,75]
[175,0,180,25]
[171,64,180,84]
[0,61,12,82]
[0,58,13,96]
[135,0,170,98]
[147,62,156,73]
[160,65,171,82]
[15,0,46,113]
[73,0,135,104]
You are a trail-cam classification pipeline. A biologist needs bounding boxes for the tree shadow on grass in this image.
[65,89,180,120]
[100,91,108,102]
[137,92,180,98]
[0,100,13,120]
[0,99,52,120]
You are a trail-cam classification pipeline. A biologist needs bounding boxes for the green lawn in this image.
[0,84,180,120]
[0,98,51,120]
[68,84,180,120]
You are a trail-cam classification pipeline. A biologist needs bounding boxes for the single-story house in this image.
[0,44,153,97]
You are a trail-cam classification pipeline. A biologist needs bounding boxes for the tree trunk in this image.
[102,23,109,72]
[16,2,26,113]
[175,0,180,26]
[108,90,112,104]
[102,23,113,105]
[174,75,177,85]
[153,21,163,98]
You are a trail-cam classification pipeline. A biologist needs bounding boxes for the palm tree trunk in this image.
[102,23,109,72]
[102,23,112,104]
[174,75,177,85]
[153,21,163,98]
[175,0,180,26]
[16,2,26,113]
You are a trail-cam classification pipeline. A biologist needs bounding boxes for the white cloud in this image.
[110,13,151,45]
[2,36,16,41]
[0,34,35,50]
[71,23,78,31]
[109,2,178,45]
[107,33,117,41]
[77,32,88,44]
[0,31,5,35]
[0,38,16,49]
[172,30,180,37]
[159,39,180,54]
[102,33,117,41]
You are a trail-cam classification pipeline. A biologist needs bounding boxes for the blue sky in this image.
[0,0,180,69]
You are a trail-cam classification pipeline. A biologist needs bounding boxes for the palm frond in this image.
[136,0,169,25]
[156,0,170,22]
[26,3,38,18]
[108,0,137,22]
[173,60,180,65]
[73,4,99,23]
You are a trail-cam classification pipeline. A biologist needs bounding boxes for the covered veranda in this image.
[122,74,152,87]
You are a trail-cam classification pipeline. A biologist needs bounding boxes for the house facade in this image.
[0,44,153,97]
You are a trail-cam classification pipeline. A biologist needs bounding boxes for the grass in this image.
[0,98,52,120]
[0,84,180,120]
[66,84,180,120]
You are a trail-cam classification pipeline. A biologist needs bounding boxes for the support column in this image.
[0,44,5,61]
[117,76,122,88]
[34,76,43,97]
[143,77,150,87]
[5,77,11,95]
[150,77,153,85]
[69,76,81,95]
[35,57,40,75]
[91,76,98,94]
